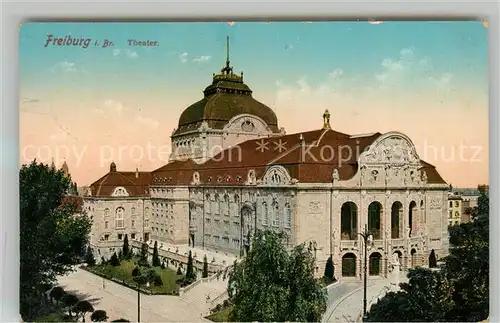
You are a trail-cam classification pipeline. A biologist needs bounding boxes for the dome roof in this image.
[173,38,279,136]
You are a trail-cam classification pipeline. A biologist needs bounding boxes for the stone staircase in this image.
[180,278,229,315]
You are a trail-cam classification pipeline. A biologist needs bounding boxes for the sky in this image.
[19,21,489,187]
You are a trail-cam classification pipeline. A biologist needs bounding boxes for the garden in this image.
[83,235,201,295]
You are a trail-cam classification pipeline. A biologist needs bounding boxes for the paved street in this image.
[57,267,208,322]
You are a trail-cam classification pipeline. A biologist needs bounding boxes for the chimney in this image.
[135,167,139,179]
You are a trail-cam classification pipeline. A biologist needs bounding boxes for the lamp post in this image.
[358,225,373,321]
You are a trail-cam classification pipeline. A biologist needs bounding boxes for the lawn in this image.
[91,258,183,294]
[206,306,233,322]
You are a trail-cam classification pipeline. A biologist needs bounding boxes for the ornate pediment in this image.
[111,186,129,197]
[360,133,420,166]
[262,165,292,186]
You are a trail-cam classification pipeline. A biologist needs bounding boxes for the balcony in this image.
[340,240,358,250]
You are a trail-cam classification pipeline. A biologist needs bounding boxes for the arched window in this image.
[284,204,292,229]
[115,207,125,229]
[272,202,279,227]
[131,207,136,216]
[214,194,220,215]
[262,202,268,226]
[104,208,110,217]
[224,195,230,216]
[341,202,358,240]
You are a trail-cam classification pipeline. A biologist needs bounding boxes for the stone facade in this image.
[84,49,449,279]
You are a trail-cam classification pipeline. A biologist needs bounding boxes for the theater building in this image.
[84,44,450,279]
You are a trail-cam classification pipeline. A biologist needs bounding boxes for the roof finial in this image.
[322,109,331,129]
[226,36,230,68]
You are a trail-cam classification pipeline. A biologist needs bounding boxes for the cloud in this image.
[329,68,344,80]
[368,19,384,25]
[136,115,159,129]
[113,49,138,58]
[21,98,40,104]
[179,52,188,63]
[51,61,85,73]
[192,55,211,63]
[95,100,124,116]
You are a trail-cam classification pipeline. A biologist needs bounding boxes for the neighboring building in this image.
[448,194,463,226]
[84,41,450,280]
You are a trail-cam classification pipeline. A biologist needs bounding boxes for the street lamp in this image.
[358,224,373,321]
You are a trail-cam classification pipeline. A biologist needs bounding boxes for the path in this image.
[57,267,207,322]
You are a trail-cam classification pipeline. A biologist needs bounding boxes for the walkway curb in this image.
[322,281,378,323]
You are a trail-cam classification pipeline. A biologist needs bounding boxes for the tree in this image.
[74,300,94,322]
[85,246,96,266]
[49,286,66,305]
[323,255,335,283]
[441,188,489,321]
[20,161,92,320]
[152,241,161,267]
[367,188,489,322]
[61,293,79,318]
[138,243,149,267]
[122,234,130,259]
[185,250,196,284]
[177,266,183,275]
[366,267,455,322]
[228,230,327,322]
[90,310,108,322]
[202,255,209,278]
[110,252,120,266]
[429,249,437,268]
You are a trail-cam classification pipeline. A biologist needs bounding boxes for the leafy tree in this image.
[441,187,489,321]
[228,230,327,322]
[90,310,108,322]
[185,250,197,284]
[323,255,335,282]
[20,161,91,320]
[74,300,94,322]
[202,255,209,278]
[152,241,161,267]
[49,286,66,305]
[122,234,130,259]
[138,243,149,267]
[429,249,437,268]
[366,187,489,322]
[110,252,120,267]
[177,266,183,275]
[85,246,96,266]
[366,267,454,322]
[61,293,79,318]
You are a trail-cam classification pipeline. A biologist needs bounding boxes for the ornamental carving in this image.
[262,165,292,186]
[429,198,442,209]
[191,172,200,185]
[332,168,340,181]
[362,134,419,166]
[309,201,322,214]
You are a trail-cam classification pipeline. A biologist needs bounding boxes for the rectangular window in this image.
[104,221,108,229]
[118,234,123,240]
[131,220,135,228]
[131,233,136,239]
[115,219,124,229]
[104,234,109,241]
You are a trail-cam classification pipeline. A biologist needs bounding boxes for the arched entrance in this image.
[341,202,358,240]
[368,202,382,239]
[342,253,357,277]
[369,252,382,276]
[409,201,417,237]
[391,201,403,238]
[410,248,417,268]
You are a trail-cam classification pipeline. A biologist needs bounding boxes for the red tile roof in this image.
[88,128,447,196]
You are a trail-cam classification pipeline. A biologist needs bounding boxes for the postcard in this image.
[19,21,489,323]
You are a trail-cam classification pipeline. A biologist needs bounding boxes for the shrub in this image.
[176,266,182,275]
[153,275,163,286]
[110,252,120,267]
[132,267,140,277]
